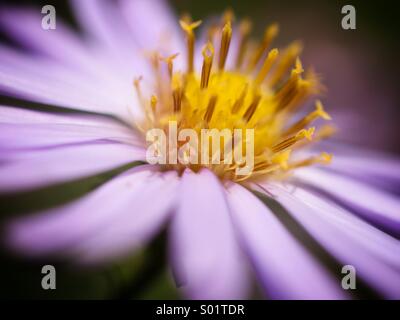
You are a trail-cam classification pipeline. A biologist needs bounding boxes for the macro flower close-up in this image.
[0,0,399,301]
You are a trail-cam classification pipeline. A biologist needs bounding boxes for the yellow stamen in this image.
[255,48,279,85]
[235,19,252,69]
[284,100,331,136]
[248,23,279,72]
[180,20,202,73]
[161,53,179,78]
[172,73,183,113]
[150,95,158,113]
[243,94,262,122]
[201,42,214,89]
[268,41,303,87]
[231,84,248,114]
[218,21,232,71]
[288,152,332,170]
[204,95,218,122]
[272,127,314,153]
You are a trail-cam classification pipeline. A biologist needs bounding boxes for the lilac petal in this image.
[0,57,133,119]
[0,142,145,192]
[266,182,400,298]
[7,166,177,263]
[170,169,249,299]
[70,0,150,78]
[0,105,142,150]
[120,0,185,58]
[72,170,179,263]
[327,154,400,193]
[293,168,400,236]
[0,7,92,66]
[226,182,347,299]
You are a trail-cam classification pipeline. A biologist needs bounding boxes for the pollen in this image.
[133,11,334,183]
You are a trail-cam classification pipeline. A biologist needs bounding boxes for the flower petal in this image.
[72,169,179,263]
[293,168,400,236]
[7,166,177,263]
[120,0,184,56]
[0,142,145,192]
[0,105,141,151]
[170,169,249,299]
[0,7,92,66]
[266,182,400,299]
[226,183,347,299]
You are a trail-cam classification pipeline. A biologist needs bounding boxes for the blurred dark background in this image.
[0,0,399,299]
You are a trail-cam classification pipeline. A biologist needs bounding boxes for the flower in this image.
[0,0,399,300]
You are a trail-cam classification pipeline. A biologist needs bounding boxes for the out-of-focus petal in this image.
[0,142,145,192]
[72,169,179,263]
[0,105,142,150]
[266,182,400,299]
[293,168,400,236]
[226,182,347,299]
[0,7,91,66]
[170,169,249,299]
[120,0,184,57]
[7,166,177,263]
[70,0,150,78]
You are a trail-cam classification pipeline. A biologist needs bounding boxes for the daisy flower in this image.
[0,0,399,299]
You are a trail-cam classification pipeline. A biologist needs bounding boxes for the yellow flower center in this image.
[134,11,335,183]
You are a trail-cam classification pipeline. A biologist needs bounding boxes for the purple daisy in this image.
[0,0,399,300]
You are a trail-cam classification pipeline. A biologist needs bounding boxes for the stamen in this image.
[272,149,291,170]
[235,19,252,69]
[150,95,158,113]
[180,20,202,73]
[274,58,303,110]
[161,53,179,78]
[218,21,232,71]
[204,95,218,122]
[271,127,314,153]
[268,41,303,87]
[172,73,183,112]
[255,48,279,85]
[133,76,145,107]
[284,100,331,136]
[231,84,248,114]
[288,152,332,170]
[201,42,214,89]
[248,23,279,72]
[243,94,261,122]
